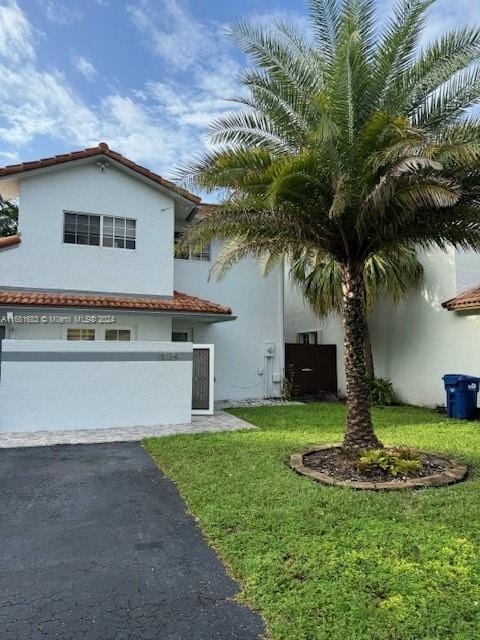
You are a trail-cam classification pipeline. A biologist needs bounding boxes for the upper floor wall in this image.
[455,249,480,294]
[174,242,284,400]
[0,162,176,296]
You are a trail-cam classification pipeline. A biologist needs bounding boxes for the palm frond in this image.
[309,0,341,63]
[290,244,423,317]
[374,0,435,105]
[390,26,480,113]
[208,110,296,153]
[229,21,320,95]
[412,66,480,128]
[211,238,286,280]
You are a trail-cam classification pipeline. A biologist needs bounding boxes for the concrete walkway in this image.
[0,443,264,639]
[0,411,255,448]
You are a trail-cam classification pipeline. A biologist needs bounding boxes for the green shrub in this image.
[367,376,395,405]
[358,448,421,477]
[282,365,297,401]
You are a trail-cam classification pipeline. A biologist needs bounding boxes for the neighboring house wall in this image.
[0,340,192,431]
[0,163,175,295]
[370,247,480,406]
[455,249,480,293]
[174,244,284,400]
[284,247,480,406]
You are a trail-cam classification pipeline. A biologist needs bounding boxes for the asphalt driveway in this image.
[0,443,264,640]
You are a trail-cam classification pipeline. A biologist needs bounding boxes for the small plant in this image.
[358,448,421,477]
[367,376,395,406]
[282,364,297,401]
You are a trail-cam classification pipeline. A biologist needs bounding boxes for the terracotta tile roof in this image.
[442,285,480,311]
[0,142,200,204]
[0,235,21,250]
[0,288,232,315]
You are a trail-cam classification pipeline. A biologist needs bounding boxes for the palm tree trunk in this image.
[364,322,375,379]
[341,263,383,451]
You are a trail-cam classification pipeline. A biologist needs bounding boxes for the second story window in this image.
[64,212,136,250]
[103,217,136,249]
[64,212,100,246]
[174,231,210,262]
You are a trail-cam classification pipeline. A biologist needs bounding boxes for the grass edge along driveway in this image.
[144,403,480,640]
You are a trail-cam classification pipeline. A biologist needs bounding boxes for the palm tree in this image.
[177,0,480,451]
[289,245,423,378]
[0,201,18,237]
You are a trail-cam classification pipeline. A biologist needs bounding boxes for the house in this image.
[284,247,480,407]
[0,143,283,432]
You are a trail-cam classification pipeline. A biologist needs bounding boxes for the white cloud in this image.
[0,64,99,146]
[44,1,83,25]
[0,1,308,176]
[421,0,480,44]
[72,55,98,81]
[0,1,35,63]
[127,0,218,71]
[0,2,197,174]
[126,0,242,142]
[373,0,480,46]
[0,61,196,171]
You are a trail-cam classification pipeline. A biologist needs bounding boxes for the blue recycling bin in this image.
[442,374,480,419]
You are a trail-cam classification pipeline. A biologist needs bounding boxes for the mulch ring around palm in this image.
[289,444,468,490]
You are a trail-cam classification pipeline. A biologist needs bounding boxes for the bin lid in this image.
[443,374,480,384]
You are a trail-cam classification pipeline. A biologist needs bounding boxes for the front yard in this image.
[144,403,480,640]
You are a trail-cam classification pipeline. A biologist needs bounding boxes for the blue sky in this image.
[0,0,479,179]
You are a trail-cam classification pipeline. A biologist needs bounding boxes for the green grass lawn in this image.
[144,403,480,640]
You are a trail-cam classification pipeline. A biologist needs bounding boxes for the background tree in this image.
[0,201,18,237]
[178,0,480,451]
[290,246,423,378]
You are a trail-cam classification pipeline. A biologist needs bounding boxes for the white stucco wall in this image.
[370,247,480,406]
[455,249,480,293]
[0,340,192,431]
[0,162,175,295]
[3,311,172,341]
[174,245,284,401]
[284,248,480,407]
[284,273,346,394]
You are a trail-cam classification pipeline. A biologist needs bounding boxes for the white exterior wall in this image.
[370,247,480,406]
[174,245,284,401]
[284,274,346,394]
[4,313,172,341]
[0,163,175,295]
[0,340,192,431]
[455,249,480,293]
[284,248,480,406]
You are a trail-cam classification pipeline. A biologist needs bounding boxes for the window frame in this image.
[63,211,101,247]
[174,231,210,262]
[66,327,96,341]
[297,331,319,345]
[63,211,137,251]
[172,330,191,342]
[104,328,133,341]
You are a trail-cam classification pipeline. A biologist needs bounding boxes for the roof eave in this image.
[0,155,198,209]
[0,304,236,323]
[443,303,480,312]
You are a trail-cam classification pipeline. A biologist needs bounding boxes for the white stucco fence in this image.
[0,340,193,432]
